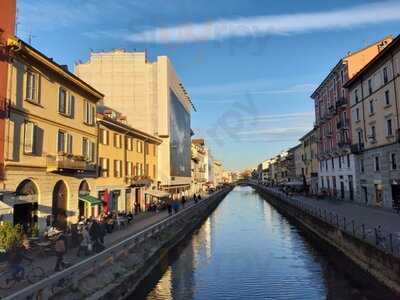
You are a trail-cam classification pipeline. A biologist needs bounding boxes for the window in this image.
[153,144,156,156]
[58,88,67,114]
[82,138,95,161]
[58,88,74,117]
[136,162,143,176]
[354,89,359,103]
[145,143,149,155]
[385,90,390,105]
[387,119,393,136]
[383,67,388,84]
[127,137,133,151]
[114,134,122,148]
[26,70,40,103]
[368,79,373,94]
[126,162,133,177]
[325,160,328,171]
[331,158,334,169]
[369,100,374,114]
[84,100,95,125]
[347,154,350,168]
[100,158,109,177]
[338,156,342,169]
[24,121,41,155]
[360,159,364,173]
[145,163,149,176]
[153,164,156,178]
[114,160,122,177]
[370,126,376,140]
[100,129,109,145]
[375,156,380,171]
[356,108,360,121]
[391,153,397,170]
[57,131,72,154]
[137,140,143,153]
[357,130,363,145]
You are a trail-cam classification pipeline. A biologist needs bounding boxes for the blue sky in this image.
[17,0,400,171]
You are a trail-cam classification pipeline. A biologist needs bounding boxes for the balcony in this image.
[335,97,347,109]
[351,143,364,154]
[328,105,336,115]
[337,119,350,130]
[47,154,96,173]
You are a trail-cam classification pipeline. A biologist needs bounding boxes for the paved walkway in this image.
[259,185,400,235]
[0,195,204,297]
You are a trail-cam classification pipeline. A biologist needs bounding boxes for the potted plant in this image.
[0,222,23,261]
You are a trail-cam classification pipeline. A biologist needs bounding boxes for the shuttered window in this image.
[24,122,35,154]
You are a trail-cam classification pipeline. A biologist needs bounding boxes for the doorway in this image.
[52,180,68,227]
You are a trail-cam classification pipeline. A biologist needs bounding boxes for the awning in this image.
[130,178,153,187]
[145,190,170,199]
[79,194,103,206]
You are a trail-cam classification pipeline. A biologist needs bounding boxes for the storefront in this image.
[13,179,39,232]
[78,194,102,218]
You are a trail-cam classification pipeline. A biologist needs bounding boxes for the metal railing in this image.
[5,188,230,300]
[255,185,400,258]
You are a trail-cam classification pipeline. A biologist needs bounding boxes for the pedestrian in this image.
[173,201,179,214]
[194,193,198,204]
[54,232,67,272]
[167,203,172,216]
[77,224,90,257]
[181,196,186,208]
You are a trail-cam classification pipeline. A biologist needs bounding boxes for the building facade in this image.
[3,38,103,231]
[345,35,400,209]
[191,141,207,195]
[312,36,393,201]
[299,128,319,194]
[96,107,162,214]
[0,0,16,184]
[75,50,195,195]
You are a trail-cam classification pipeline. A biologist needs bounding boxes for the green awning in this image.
[79,194,103,206]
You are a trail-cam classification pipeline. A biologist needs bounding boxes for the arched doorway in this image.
[78,181,90,219]
[52,180,68,227]
[14,179,38,232]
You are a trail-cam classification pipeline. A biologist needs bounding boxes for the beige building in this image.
[299,128,319,194]
[76,50,195,195]
[96,107,162,214]
[345,35,400,209]
[3,37,103,231]
[191,141,207,194]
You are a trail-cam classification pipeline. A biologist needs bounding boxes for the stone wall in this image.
[53,187,232,300]
[255,185,400,298]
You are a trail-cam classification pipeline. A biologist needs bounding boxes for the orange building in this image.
[0,0,16,184]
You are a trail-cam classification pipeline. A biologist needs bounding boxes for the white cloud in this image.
[126,1,400,43]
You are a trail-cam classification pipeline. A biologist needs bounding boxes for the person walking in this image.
[181,195,186,208]
[167,203,172,216]
[77,224,90,257]
[193,193,198,204]
[54,232,67,272]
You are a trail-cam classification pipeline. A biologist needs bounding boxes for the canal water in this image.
[131,186,383,300]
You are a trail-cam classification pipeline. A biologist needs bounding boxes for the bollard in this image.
[352,220,355,235]
[362,224,365,239]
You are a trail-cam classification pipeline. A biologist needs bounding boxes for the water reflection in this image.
[131,186,384,300]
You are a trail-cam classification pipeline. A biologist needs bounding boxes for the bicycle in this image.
[0,262,46,289]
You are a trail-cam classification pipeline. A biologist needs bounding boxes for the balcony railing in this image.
[47,154,96,172]
[337,119,350,130]
[335,97,347,109]
[351,143,365,154]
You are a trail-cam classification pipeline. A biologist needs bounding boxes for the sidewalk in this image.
[264,186,400,234]
[0,197,201,297]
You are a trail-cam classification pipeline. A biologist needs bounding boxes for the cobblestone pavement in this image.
[0,196,203,297]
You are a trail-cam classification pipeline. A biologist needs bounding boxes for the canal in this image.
[131,186,382,300]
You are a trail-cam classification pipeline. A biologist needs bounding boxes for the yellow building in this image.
[3,37,103,231]
[299,128,319,194]
[96,107,163,214]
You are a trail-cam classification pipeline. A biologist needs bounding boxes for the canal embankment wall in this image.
[59,188,232,300]
[253,184,400,298]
